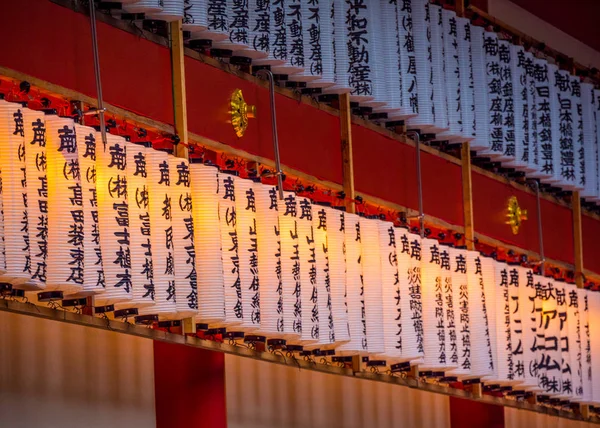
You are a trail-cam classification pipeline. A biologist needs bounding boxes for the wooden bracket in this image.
[461,143,475,250]
[573,191,584,289]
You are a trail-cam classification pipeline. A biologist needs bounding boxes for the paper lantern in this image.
[480,257,499,381]
[448,247,472,378]
[254,182,282,335]
[168,156,198,318]
[147,0,184,22]
[581,83,599,202]
[296,197,320,344]
[469,25,490,151]
[312,205,335,345]
[110,142,154,310]
[379,222,403,360]
[554,281,573,400]
[588,290,600,404]
[288,0,327,83]
[396,0,419,117]
[23,108,48,288]
[218,172,243,326]
[530,59,555,182]
[441,9,462,139]
[182,0,208,31]
[252,0,287,67]
[579,288,594,403]
[189,162,225,324]
[277,191,302,339]
[518,267,542,390]
[233,176,261,330]
[306,0,336,89]
[375,0,402,115]
[407,0,435,128]
[482,31,503,159]
[496,40,515,164]
[239,0,270,60]
[507,263,526,385]
[123,0,163,14]
[337,213,367,355]
[595,90,600,200]
[362,1,388,110]
[212,0,253,54]
[552,68,577,189]
[429,4,449,134]
[507,45,529,171]
[269,0,304,75]
[439,245,459,368]
[324,206,349,344]
[465,251,493,378]
[43,116,84,294]
[0,102,32,287]
[195,0,230,43]
[524,52,540,174]
[359,218,385,355]
[322,0,351,95]
[571,75,585,192]
[457,18,476,140]
[420,238,449,370]
[394,228,424,361]
[137,149,177,316]
[74,124,105,295]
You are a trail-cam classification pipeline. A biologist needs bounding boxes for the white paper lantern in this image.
[395,0,418,117]
[507,45,529,171]
[195,0,230,43]
[595,90,600,201]
[429,4,449,134]
[337,213,367,355]
[497,40,516,164]
[111,142,154,310]
[254,182,282,335]
[23,108,48,289]
[218,172,243,326]
[394,228,424,361]
[0,102,33,287]
[466,251,493,378]
[378,222,402,360]
[269,0,305,75]
[407,0,435,129]
[252,0,287,67]
[588,290,600,404]
[551,68,577,189]
[375,0,402,114]
[43,116,84,294]
[448,247,472,378]
[183,0,208,31]
[288,0,327,83]
[441,9,462,140]
[168,157,198,318]
[190,162,225,324]
[322,0,351,94]
[579,288,594,403]
[306,0,336,88]
[241,0,270,59]
[362,1,388,110]
[530,59,556,182]
[581,83,599,202]
[359,218,385,355]
[420,238,449,370]
[555,281,573,399]
[137,149,177,316]
[518,267,542,390]
[74,124,105,296]
[457,18,476,140]
[571,76,585,192]
[312,204,335,345]
[439,245,459,368]
[324,206,349,344]
[481,257,499,381]
[212,0,253,54]
[277,191,302,339]
[233,176,261,330]
[123,0,163,14]
[525,52,540,174]
[469,25,490,151]
[147,0,184,22]
[481,31,503,158]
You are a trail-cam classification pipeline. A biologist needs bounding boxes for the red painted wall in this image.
[154,341,227,428]
[450,396,505,428]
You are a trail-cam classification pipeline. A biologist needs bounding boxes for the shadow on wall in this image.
[0,311,156,428]
[225,355,451,428]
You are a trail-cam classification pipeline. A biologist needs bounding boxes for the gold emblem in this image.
[231,89,256,138]
[506,196,528,235]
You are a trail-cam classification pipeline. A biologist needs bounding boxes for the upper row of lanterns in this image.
[117,0,600,202]
[2,100,600,402]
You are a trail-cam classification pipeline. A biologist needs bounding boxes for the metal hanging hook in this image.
[406,130,424,238]
[88,0,108,149]
[255,69,284,200]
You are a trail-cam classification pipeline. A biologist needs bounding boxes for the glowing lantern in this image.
[379,222,403,360]
[439,245,458,368]
[448,247,472,378]
[587,290,600,404]
[579,289,594,403]
[189,162,225,324]
[44,116,84,294]
[518,267,542,391]
[74,124,105,295]
[168,156,198,318]
[137,149,177,316]
[312,204,335,345]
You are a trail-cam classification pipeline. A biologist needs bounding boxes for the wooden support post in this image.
[170,19,194,334]
[455,0,465,17]
[461,143,475,251]
[573,191,584,289]
[351,355,362,373]
[170,19,189,159]
[339,93,356,214]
